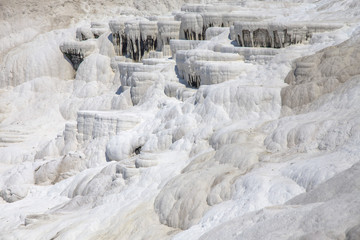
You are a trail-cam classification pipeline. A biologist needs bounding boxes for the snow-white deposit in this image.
[1,0,360,239]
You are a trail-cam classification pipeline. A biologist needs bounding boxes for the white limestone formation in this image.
[76,27,94,41]
[142,58,170,65]
[281,35,360,111]
[110,19,163,61]
[178,11,266,41]
[109,19,126,56]
[130,72,161,105]
[139,21,158,58]
[157,21,181,53]
[59,41,96,70]
[0,184,30,203]
[234,21,344,48]
[34,152,87,185]
[199,161,360,240]
[170,39,206,58]
[0,30,75,88]
[148,51,164,59]
[76,22,109,41]
[125,21,142,61]
[195,61,249,85]
[180,13,205,40]
[205,27,228,40]
[305,22,344,34]
[203,12,263,31]
[76,111,141,145]
[213,43,279,62]
[90,22,108,38]
[1,0,360,239]
[201,12,223,29]
[176,49,243,87]
[116,62,164,88]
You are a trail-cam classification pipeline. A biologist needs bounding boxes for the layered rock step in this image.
[213,44,279,62]
[76,111,142,145]
[116,59,165,87]
[113,57,178,104]
[170,39,208,58]
[175,49,244,87]
[0,127,31,147]
[234,22,343,48]
[109,19,181,61]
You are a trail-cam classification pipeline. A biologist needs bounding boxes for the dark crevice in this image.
[121,34,127,56]
[188,74,201,88]
[273,30,282,48]
[134,146,142,155]
[253,28,272,48]
[242,30,252,47]
[63,52,84,70]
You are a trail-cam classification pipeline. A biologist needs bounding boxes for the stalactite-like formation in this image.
[180,13,205,40]
[140,21,158,58]
[109,20,179,61]
[109,20,125,56]
[157,21,181,52]
[234,22,343,48]
[125,22,142,62]
[59,41,96,70]
[179,12,264,41]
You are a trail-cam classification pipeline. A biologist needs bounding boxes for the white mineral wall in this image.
[117,62,164,87]
[180,13,205,40]
[157,21,181,51]
[176,49,243,87]
[76,111,141,145]
[125,21,142,61]
[197,61,249,85]
[178,11,268,41]
[130,72,162,105]
[233,21,344,48]
[139,21,158,59]
[109,20,126,56]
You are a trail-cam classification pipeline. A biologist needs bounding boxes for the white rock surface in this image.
[1,0,360,239]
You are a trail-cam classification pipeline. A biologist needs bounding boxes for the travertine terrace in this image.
[1,0,360,239]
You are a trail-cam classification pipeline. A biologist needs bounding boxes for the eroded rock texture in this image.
[282,37,360,111]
